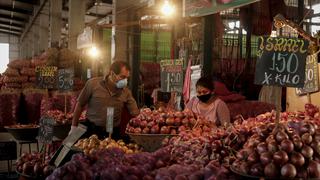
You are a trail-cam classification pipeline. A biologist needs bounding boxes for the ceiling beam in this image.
[0,9,30,19]
[0,5,33,15]
[0,27,21,34]
[0,23,22,31]
[20,0,48,41]
[0,29,20,36]
[0,18,24,26]
[15,0,40,5]
[0,14,26,22]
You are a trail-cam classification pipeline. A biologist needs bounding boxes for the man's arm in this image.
[72,102,84,126]
[126,90,140,116]
[69,80,92,134]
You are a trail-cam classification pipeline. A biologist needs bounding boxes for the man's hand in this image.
[68,125,78,135]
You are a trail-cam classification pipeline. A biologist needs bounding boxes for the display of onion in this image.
[273,150,288,165]
[260,152,272,165]
[174,118,181,126]
[280,139,294,153]
[264,162,279,178]
[281,163,297,178]
[267,141,278,153]
[301,145,314,159]
[293,138,303,150]
[276,131,289,142]
[160,126,170,134]
[290,152,305,167]
[308,160,320,178]
[256,142,268,154]
[150,125,160,134]
[302,133,313,144]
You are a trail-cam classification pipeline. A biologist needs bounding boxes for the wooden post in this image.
[64,93,67,116]
[307,93,311,104]
[202,14,214,75]
[275,86,282,127]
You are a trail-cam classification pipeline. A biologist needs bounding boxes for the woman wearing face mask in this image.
[186,76,230,127]
[70,61,140,139]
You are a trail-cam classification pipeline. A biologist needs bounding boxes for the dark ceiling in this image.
[0,0,113,37]
[0,0,39,36]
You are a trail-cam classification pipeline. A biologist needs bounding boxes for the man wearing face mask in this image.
[186,76,230,127]
[69,61,140,139]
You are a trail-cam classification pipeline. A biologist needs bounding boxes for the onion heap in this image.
[74,134,141,155]
[126,108,199,135]
[232,121,320,179]
[16,152,55,178]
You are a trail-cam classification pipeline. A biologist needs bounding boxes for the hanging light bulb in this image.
[161,0,175,16]
[89,46,99,58]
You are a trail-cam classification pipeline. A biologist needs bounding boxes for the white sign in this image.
[190,65,201,98]
[77,27,93,49]
[106,107,114,133]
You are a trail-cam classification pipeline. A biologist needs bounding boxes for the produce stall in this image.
[22,103,317,179]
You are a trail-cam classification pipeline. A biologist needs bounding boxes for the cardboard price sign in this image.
[160,59,184,93]
[296,53,319,95]
[35,66,58,89]
[58,68,74,91]
[38,116,55,143]
[254,37,309,88]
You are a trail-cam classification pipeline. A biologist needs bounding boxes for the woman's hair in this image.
[196,76,215,90]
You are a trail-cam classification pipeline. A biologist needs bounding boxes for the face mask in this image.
[116,78,128,88]
[197,93,212,103]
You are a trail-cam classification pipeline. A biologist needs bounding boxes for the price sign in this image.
[254,37,309,88]
[35,66,58,89]
[38,116,55,143]
[296,53,319,95]
[58,68,74,91]
[106,107,114,134]
[160,59,184,93]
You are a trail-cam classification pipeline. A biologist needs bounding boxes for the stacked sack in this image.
[45,47,77,69]
[2,60,30,89]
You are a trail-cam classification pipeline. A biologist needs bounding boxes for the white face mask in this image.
[116,78,128,88]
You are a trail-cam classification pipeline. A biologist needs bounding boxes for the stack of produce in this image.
[0,89,21,129]
[232,120,320,179]
[74,135,141,155]
[45,109,86,125]
[16,152,55,178]
[58,48,77,68]
[126,108,200,134]
[47,104,320,180]
[2,60,29,89]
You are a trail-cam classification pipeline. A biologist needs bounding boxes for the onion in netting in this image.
[293,138,303,150]
[256,142,268,154]
[267,141,278,153]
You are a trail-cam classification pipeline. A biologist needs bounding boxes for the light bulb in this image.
[89,46,99,58]
[161,0,174,16]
